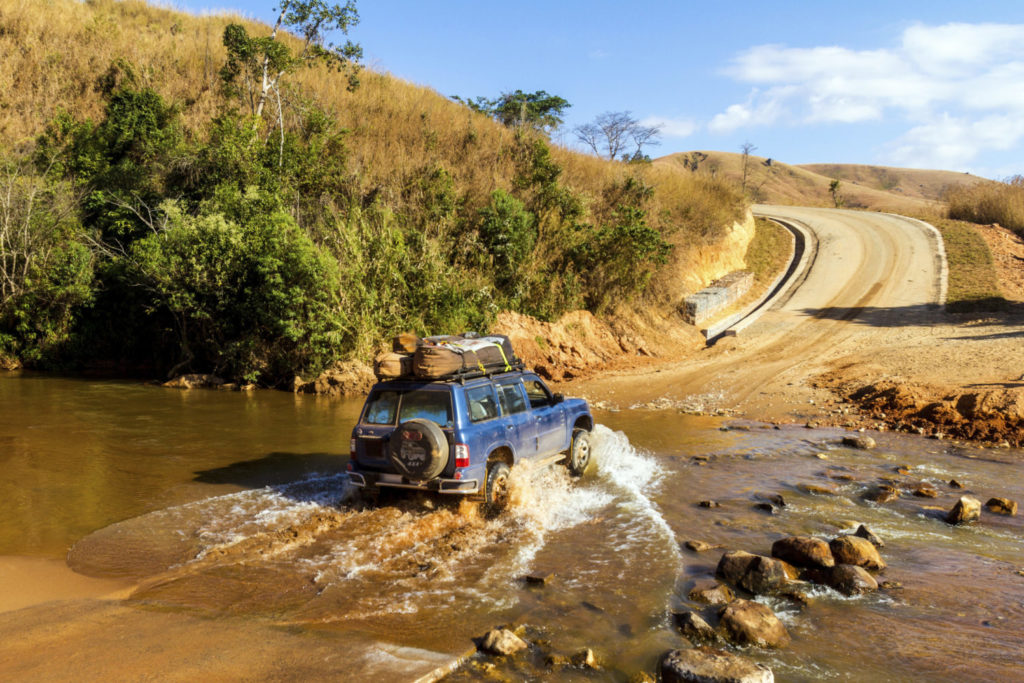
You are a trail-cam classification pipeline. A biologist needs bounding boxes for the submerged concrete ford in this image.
[348,369,593,510]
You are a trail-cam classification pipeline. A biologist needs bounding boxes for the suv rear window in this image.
[363,389,453,427]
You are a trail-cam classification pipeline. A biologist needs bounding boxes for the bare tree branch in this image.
[573,111,662,161]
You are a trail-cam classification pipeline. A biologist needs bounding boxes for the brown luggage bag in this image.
[374,352,413,379]
[412,336,517,379]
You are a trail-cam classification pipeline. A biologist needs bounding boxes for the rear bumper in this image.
[348,470,480,494]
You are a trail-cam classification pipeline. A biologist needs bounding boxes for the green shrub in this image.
[478,189,536,290]
[123,195,344,384]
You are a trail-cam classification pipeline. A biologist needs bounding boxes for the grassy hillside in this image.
[659,151,985,215]
[0,0,745,383]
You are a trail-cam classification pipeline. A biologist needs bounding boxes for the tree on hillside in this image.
[740,141,757,195]
[452,90,570,134]
[573,111,661,161]
[220,1,362,135]
[829,178,845,208]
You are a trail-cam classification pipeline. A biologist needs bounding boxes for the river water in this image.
[0,373,1022,681]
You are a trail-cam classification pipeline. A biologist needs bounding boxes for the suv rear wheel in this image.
[484,461,511,512]
[567,428,591,476]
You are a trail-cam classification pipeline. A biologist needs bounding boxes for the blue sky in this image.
[172,0,1024,178]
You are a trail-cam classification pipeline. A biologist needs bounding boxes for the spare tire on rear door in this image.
[388,419,449,481]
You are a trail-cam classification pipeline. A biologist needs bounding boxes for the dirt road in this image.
[577,206,1024,443]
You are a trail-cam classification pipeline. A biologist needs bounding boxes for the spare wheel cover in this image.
[388,419,449,480]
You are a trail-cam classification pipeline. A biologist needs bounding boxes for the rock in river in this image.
[672,611,718,643]
[771,536,835,569]
[479,628,528,656]
[824,564,879,596]
[715,550,758,585]
[842,435,876,450]
[688,581,735,606]
[985,497,1018,515]
[716,551,797,595]
[718,600,791,648]
[660,648,774,683]
[946,496,982,525]
[854,524,885,548]
[829,536,886,571]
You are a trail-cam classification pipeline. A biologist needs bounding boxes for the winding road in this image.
[585,206,949,418]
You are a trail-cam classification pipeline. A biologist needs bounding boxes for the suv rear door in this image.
[495,379,538,460]
[523,375,567,456]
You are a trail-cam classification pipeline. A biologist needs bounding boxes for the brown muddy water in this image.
[0,373,1022,681]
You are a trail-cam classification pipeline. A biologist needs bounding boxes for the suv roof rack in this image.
[451,360,527,384]
[372,360,528,385]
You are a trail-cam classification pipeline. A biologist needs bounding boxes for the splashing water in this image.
[68,424,682,636]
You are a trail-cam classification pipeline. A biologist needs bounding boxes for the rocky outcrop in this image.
[822,376,1024,447]
[292,360,374,397]
[163,374,225,389]
[985,497,1018,515]
[829,536,886,571]
[718,600,791,648]
[946,496,982,525]
[771,536,834,569]
[660,648,774,683]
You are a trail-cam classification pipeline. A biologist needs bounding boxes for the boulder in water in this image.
[854,524,885,548]
[946,496,982,525]
[829,536,886,571]
[479,628,528,656]
[672,611,718,643]
[718,600,791,648]
[985,497,1017,515]
[771,536,835,569]
[688,580,735,605]
[842,435,876,450]
[660,648,774,683]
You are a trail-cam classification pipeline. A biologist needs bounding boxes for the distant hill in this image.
[657,151,988,215]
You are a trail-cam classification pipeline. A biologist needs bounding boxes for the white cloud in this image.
[886,114,1024,170]
[707,89,787,133]
[711,22,1024,168]
[642,115,697,138]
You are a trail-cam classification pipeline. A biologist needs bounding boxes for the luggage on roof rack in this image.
[373,332,520,381]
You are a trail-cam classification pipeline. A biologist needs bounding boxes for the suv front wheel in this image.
[484,461,511,512]
[567,428,591,476]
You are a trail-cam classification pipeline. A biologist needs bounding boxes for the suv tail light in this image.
[350,437,357,458]
[454,444,470,468]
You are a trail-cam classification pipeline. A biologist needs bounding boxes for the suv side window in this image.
[466,384,499,422]
[524,378,553,409]
[497,382,527,416]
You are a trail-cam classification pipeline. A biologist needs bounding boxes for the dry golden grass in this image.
[0,0,749,314]
[945,176,1024,234]
[658,150,985,217]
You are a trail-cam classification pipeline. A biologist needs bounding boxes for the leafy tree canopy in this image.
[453,90,570,134]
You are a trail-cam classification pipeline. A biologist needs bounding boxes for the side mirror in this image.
[553,393,565,404]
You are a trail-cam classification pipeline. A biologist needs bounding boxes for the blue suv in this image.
[348,369,593,509]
